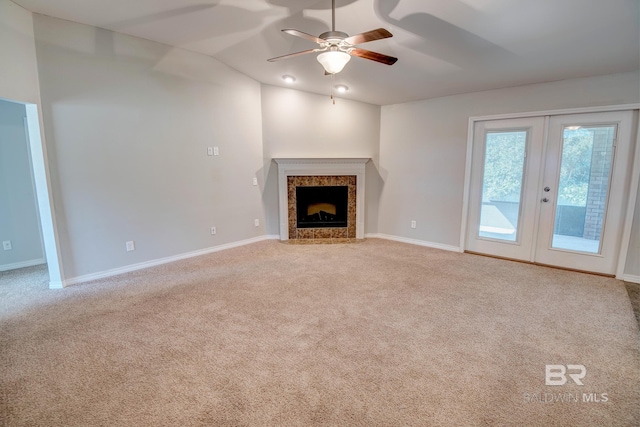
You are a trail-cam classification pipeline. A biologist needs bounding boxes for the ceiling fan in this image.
[267,0,397,75]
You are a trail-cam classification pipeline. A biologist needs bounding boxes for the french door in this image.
[466,111,635,275]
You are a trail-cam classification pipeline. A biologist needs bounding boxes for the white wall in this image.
[0,0,64,286]
[378,72,640,274]
[260,85,382,235]
[625,182,640,278]
[0,99,44,269]
[33,15,265,281]
[0,0,40,104]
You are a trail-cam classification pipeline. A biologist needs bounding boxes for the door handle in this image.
[542,198,549,203]
[544,187,551,192]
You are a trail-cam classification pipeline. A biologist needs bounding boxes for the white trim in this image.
[529,115,551,263]
[0,258,46,272]
[622,274,640,284]
[366,233,462,252]
[62,235,276,287]
[48,280,64,289]
[459,118,475,251]
[469,104,640,123]
[274,158,369,240]
[24,104,65,289]
[616,112,640,280]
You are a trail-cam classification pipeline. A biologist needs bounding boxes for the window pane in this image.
[552,126,615,253]
[478,131,527,242]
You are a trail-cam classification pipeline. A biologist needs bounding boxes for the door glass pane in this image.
[552,125,616,253]
[478,131,527,242]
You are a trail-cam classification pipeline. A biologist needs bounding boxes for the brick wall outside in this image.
[583,127,615,241]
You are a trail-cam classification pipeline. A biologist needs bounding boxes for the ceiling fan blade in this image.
[344,28,393,45]
[282,29,325,45]
[350,48,397,65]
[267,48,318,62]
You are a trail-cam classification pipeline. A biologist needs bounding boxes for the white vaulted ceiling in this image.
[11,0,639,105]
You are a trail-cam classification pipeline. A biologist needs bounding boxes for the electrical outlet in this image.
[126,241,135,252]
[213,147,219,156]
[210,226,217,235]
[207,147,213,156]
[2,240,12,251]
[252,177,258,186]
[411,220,417,229]
[254,219,260,227]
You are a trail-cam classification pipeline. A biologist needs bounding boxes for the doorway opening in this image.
[463,108,639,277]
[0,97,62,288]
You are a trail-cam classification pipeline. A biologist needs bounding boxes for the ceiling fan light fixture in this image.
[317,50,351,74]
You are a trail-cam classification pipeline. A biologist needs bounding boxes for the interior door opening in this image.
[0,97,63,288]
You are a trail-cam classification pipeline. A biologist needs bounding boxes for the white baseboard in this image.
[63,235,279,287]
[47,233,638,287]
[0,258,46,272]
[365,233,462,253]
[621,274,640,284]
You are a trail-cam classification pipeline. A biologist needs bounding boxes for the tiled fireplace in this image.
[274,158,369,241]
[288,175,355,239]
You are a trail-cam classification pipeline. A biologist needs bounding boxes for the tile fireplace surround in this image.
[274,158,369,241]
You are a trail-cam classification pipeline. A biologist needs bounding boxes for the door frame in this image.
[461,104,640,281]
[1,97,65,288]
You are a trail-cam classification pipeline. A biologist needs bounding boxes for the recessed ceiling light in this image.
[335,84,349,93]
[282,75,296,84]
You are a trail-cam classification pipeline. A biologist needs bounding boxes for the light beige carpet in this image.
[1,239,639,426]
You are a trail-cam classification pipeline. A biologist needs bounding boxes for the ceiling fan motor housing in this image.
[320,31,349,41]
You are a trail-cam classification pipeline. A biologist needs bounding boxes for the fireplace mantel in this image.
[274,158,369,241]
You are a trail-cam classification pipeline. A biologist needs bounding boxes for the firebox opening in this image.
[296,186,348,228]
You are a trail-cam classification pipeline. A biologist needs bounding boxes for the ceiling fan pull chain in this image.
[331,73,336,104]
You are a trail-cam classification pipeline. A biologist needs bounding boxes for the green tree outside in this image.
[482,128,594,207]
